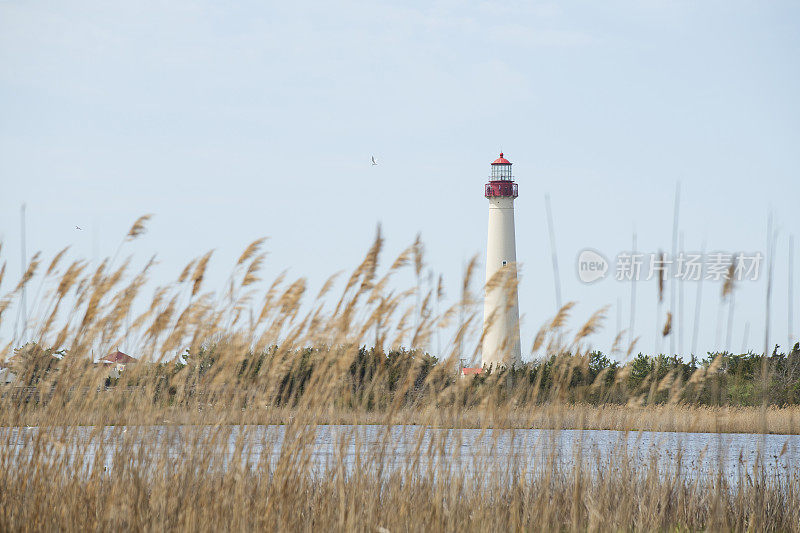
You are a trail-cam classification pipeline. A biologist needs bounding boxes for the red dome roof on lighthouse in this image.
[491,152,511,165]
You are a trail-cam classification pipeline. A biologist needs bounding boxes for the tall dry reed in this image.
[0,220,798,532]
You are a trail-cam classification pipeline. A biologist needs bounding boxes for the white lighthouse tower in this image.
[482,153,522,368]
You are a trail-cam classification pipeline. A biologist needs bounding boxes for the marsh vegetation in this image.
[1,219,798,531]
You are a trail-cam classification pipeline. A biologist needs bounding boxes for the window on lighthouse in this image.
[502,261,507,267]
[492,164,512,180]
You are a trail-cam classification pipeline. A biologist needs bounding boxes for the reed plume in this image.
[126,214,153,241]
[0,224,797,532]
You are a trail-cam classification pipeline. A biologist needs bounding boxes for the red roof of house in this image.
[101,351,137,364]
[491,153,511,165]
[461,367,484,376]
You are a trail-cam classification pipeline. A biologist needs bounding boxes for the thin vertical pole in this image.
[764,213,775,356]
[789,235,795,350]
[459,257,465,362]
[714,299,724,349]
[436,274,441,359]
[629,232,638,351]
[19,203,28,342]
[741,321,750,354]
[670,182,680,356]
[656,251,663,355]
[544,194,562,311]
[726,291,735,352]
[691,240,706,357]
[678,232,685,356]
[92,218,100,267]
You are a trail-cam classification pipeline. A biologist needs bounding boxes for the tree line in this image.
[5,341,800,409]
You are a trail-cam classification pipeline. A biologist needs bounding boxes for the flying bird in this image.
[75,225,83,230]
[371,156,378,166]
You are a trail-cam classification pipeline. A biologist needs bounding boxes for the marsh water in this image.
[2,425,798,482]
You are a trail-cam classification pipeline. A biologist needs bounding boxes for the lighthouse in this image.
[482,153,522,368]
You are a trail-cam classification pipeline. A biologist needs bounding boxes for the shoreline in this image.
[4,404,799,435]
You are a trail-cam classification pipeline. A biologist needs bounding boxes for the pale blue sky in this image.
[1,1,798,360]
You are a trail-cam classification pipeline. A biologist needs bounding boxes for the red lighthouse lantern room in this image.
[485,153,519,198]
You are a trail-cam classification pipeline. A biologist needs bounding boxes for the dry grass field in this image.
[1,222,799,531]
[1,420,798,532]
